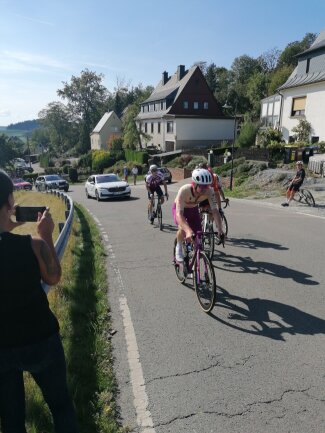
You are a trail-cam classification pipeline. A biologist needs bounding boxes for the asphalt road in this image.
[67,182,325,433]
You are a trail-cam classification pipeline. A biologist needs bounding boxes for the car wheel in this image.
[95,190,101,201]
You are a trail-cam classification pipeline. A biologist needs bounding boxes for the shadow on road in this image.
[227,237,288,251]
[212,250,318,286]
[209,287,325,341]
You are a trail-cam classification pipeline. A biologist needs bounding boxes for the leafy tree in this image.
[30,127,50,153]
[0,134,18,167]
[277,32,317,68]
[268,65,294,95]
[122,103,151,150]
[257,127,283,147]
[57,69,109,153]
[246,72,270,119]
[39,102,75,154]
[258,48,281,73]
[205,63,217,93]
[292,119,312,142]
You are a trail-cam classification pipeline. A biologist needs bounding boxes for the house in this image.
[135,65,235,152]
[90,111,122,150]
[261,29,325,143]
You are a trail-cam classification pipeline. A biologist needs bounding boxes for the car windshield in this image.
[45,175,62,181]
[96,175,120,183]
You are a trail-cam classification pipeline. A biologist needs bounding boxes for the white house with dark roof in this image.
[136,65,235,152]
[90,111,122,150]
[261,29,325,143]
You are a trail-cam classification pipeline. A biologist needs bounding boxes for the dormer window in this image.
[183,101,189,109]
[306,58,310,74]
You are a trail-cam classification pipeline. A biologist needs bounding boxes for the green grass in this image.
[12,193,127,433]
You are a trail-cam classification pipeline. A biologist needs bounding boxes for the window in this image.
[291,96,306,117]
[306,58,310,74]
[204,102,208,109]
[145,123,147,133]
[167,121,174,133]
[161,101,164,110]
[183,101,189,109]
[158,122,161,133]
[151,123,154,133]
[193,102,199,109]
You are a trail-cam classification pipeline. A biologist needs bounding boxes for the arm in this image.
[162,180,168,198]
[207,189,223,234]
[31,209,61,285]
[176,195,193,240]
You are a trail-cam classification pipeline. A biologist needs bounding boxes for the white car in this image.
[85,174,131,201]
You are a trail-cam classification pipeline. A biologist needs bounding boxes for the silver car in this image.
[85,174,131,201]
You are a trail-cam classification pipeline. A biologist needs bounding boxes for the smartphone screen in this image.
[16,206,47,222]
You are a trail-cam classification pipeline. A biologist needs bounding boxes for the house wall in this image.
[141,117,235,151]
[90,113,122,150]
[281,82,325,142]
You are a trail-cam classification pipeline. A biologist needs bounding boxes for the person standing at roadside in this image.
[131,165,138,185]
[0,169,79,433]
[123,165,129,182]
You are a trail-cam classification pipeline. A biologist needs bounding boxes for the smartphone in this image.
[15,206,47,222]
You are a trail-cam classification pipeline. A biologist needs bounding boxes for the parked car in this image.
[35,174,69,192]
[13,158,33,173]
[85,174,131,201]
[12,178,33,191]
[158,167,172,183]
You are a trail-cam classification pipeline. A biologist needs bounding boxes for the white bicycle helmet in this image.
[150,164,158,172]
[192,168,212,185]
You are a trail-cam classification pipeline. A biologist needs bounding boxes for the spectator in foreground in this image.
[0,169,79,433]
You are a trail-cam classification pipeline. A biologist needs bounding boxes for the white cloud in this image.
[0,110,10,117]
[2,50,67,70]
[12,13,55,27]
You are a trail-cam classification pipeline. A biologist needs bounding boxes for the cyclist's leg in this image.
[148,190,154,221]
[156,186,164,204]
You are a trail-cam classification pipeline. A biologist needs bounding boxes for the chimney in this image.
[177,65,185,81]
[162,71,168,85]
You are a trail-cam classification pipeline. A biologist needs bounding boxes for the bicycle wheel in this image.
[221,213,228,236]
[194,251,216,313]
[302,189,315,207]
[157,204,163,230]
[173,239,187,283]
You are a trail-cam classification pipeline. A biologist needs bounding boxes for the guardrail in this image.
[42,190,74,293]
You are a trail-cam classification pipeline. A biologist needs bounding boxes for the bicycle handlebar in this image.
[221,199,229,208]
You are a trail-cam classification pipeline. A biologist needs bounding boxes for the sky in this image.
[1,0,325,126]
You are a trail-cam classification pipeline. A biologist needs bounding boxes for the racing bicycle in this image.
[173,231,217,313]
[200,199,229,259]
[147,195,165,230]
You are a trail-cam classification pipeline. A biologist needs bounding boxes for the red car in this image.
[13,178,33,191]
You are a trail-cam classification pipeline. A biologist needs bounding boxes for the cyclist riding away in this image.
[146,164,169,223]
[281,161,306,207]
[172,168,225,262]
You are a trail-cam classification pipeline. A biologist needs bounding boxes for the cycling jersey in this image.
[146,172,164,192]
[175,184,218,211]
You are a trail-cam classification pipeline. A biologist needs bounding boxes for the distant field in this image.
[0,128,29,142]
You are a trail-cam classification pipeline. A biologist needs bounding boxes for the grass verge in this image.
[12,192,126,432]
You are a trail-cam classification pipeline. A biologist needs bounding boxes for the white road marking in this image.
[119,296,156,433]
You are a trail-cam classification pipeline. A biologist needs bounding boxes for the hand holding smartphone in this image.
[15,206,47,222]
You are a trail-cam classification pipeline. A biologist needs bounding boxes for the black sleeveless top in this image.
[0,232,59,347]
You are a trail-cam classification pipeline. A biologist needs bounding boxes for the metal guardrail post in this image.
[42,192,74,294]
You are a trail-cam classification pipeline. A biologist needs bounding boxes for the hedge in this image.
[124,149,149,164]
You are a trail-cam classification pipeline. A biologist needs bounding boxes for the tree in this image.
[258,47,281,73]
[0,134,18,168]
[205,63,217,93]
[277,32,317,68]
[268,65,294,95]
[57,69,109,153]
[292,119,312,142]
[236,120,259,148]
[246,72,270,119]
[122,103,146,149]
[39,102,75,154]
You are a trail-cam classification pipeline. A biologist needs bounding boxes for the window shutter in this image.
[292,97,306,111]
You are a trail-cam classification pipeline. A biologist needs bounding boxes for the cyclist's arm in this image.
[162,179,168,196]
[207,189,223,234]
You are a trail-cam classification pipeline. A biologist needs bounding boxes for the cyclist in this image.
[145,164,169,223]
[281,161,306,207]
[198,162,229,222]
[172,168,225,262]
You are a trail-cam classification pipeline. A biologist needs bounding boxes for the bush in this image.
[62,164,70,174]
[257,127,283,147]
[68,167,78,182]
[92,150,115,173]
[236,120,259,148]
[78,152,92,169]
